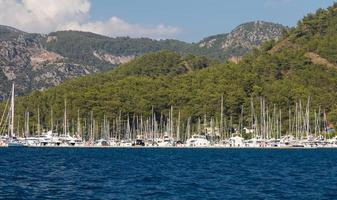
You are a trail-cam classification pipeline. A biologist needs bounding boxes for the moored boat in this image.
[186,134,210,147]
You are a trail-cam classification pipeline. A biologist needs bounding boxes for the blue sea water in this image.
[0,148,337,200]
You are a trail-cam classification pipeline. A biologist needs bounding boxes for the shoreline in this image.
[2,145,337,149]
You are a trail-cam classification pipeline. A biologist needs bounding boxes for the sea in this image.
[0,148,337,199]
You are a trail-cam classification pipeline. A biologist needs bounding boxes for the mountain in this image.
[0,25,27,40]
[0,29,98,98]
[42,31,195,69]
[0,21,284,98]
[198,21,286,61]
[42,21,286,66]
[8,3,337,132]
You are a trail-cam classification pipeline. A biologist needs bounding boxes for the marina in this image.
[1,84,337,149]
[1,1,337,200]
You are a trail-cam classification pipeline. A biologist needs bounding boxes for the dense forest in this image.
[1,3,337,136]
[0,21,284,98]
[42,21,285,69]
[42,31,195,70]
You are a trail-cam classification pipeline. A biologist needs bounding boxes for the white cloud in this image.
[59,16,181,39]
[0,0,180,39]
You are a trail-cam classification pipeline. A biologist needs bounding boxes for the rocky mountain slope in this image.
[11,3,337,130]
[198,21,285,61]
[0,28,98,98]
[0,21,285,97]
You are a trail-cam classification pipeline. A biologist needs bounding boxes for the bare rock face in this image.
[30,49,63,68]
[0,21,286,97]
[228,56,242,64]
[220,21,284,50]
[46,36,57,43]
[0,27,139,97]
[93,51,134,65]
[199,38,218,48]
[32,63,95,89]
[0,29,100,97]
[198,21,285,58]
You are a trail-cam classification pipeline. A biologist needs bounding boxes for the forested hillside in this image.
[0,21,284,98]
[3,4,337,134]
[42,31,194,69]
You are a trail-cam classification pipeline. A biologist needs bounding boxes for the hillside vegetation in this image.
[0,21,284,98]
[3,4,337,133]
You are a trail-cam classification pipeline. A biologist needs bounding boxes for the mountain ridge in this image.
[7,3,337,131]
[0,21,286,97]
[199,21,286,60]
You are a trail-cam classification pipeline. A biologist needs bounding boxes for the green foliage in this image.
[0,25,40,42]
[293,4,337,64]
[42,31,198,69]
[113,50,185,76]
[113,51,216,77]
[41,21,285,68]
[0,25,24,41]
[3,3,337,132]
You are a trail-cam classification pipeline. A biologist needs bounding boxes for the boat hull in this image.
[7,143,27,147]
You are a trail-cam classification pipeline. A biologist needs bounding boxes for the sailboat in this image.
[7,83,26,147]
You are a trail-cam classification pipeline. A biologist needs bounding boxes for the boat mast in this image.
[279,109,282,139]
[50,106,53,132]
[140,114,143,139]
[203,114,207,134]
[25,110,30,137]
[37,107,40,135]
[118,110,121,141]
[127,114,131,140]
[220,95,224,140]
[132,114,136,140]
[64,99,67,137]
[90,111,94,142]
[151,106,154,140]
[177,109,181,141]
[197,118,201,135]
[10,83,14,138]
[306,97,310,138]
[170,106,174,138]
[77,109,81,138]
[186,116,191,140]
[239,105,244,136]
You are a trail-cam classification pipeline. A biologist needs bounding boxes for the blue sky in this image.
[89,0,335,42]
[0,0,335,42]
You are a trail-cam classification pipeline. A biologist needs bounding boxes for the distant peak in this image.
[0,25,25,33]
[198,21,286,58]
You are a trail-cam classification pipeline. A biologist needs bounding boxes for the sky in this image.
[0,0,335,42]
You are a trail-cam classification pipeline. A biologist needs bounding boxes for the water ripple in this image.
[1,148,337,199]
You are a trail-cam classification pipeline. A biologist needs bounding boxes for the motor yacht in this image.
[229,135,245,147]
[186,134,210,147]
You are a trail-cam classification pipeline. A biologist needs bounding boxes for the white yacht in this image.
[279,135,296,147]
[186,134,210,147]
[108,138,118,146]
[8,137,27,147]
[94,139,109,147]
[156,135,174,147]
[0,136,7,147]
[25,136,40,146]
[119,140,133,147]
[38,131,62,146]
[229,135,245,147]
[68,137,84,147]
[327,137,337,147]
[245,136,263,147]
